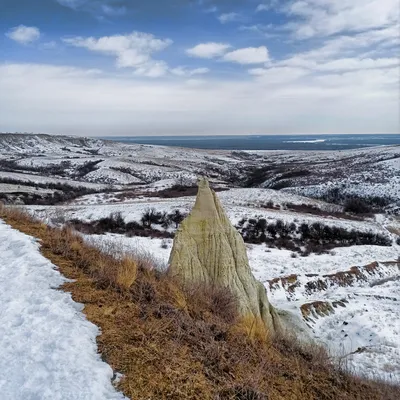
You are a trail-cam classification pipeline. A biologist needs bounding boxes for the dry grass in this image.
[1,206,399,400]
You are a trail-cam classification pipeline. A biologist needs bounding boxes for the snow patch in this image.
[0,221,126,400]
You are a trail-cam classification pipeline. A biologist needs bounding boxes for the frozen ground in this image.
[309,279,400,381]
[0,134,399,212]
[0,221,125,400]
[0,183,55,195]
[0,171,109,191]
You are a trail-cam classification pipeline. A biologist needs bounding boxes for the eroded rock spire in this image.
[168,177,280,333]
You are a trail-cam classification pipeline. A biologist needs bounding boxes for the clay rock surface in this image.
[168,177,280,333]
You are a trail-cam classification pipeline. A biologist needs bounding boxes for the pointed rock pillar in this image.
[168,177,280,333]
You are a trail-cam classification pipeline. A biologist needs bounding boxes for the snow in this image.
[217,188,336,209]
[310,280,400,380]
[284,139,326,143]
[16,157,98,169]
[84,168,142,185]
[0,183,55,195]
[248,243,400,280]
[27,199,192,225]
[1,135,399,207]
[0,171,107,190]
[0,221,125,400]
[84,233,171,270]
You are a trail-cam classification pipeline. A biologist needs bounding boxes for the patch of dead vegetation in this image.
[303,261,398,295]
[384,226,400,236]
[301,300,349,322]
[268,274,301,299]
[1,205,399,400]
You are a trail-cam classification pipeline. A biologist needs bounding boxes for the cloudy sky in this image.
[1,0,399,136]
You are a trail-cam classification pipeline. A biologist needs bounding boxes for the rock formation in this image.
[168,177,281,334]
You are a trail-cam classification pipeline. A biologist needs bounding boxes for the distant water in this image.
[99,134,400,151]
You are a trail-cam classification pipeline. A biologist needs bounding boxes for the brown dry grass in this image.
[387,226,400,236]
[1,206,399,400]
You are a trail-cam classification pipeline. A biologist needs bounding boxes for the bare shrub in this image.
[236,217,392,255]
[344,198,372,214]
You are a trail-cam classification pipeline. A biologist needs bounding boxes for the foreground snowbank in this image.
[0,221,125,400]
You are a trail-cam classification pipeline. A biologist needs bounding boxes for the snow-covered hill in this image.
[1,134,399,212]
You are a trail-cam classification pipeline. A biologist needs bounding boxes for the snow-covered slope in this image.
[80,230,400,381]
[1,134,399,209]
[0,220,125,400]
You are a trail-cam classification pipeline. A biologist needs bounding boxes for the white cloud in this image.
[255,2,278,12]
[185,78,206,86]
[270,22,400,82]
[0,63,398,135]
[191,67,210,75]
[56,0,84,9]
[218,12,241,24]
[316,25,400,58]
[248,66,310,83]
[256,5,269,12]
[279,54,400,72]
[285,0,399,39]
[133,61,169,78]
[101,5,127,16]
[6,25,41,45]
[205,6,218,13]
[186,42,231,58]
[250,66,309,81]
[57,0,126,17]
[63,31,172,77]
[239,24,279,39]
[38,41,58,51]
[222,46,269,64]
[316,57,399,72]
[171,67,210,77]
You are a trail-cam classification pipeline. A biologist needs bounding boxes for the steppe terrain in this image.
[1,133,399,381]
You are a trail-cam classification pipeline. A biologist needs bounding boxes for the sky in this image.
[0,0,399,136]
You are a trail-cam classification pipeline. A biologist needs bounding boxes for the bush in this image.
[236,217,392,255]
[344,198,372,214]
[141,208,163,228]
[0,177,98,205]
[97,212,125,232]
[168,209,186,228]
[73,160,103,178]
[318,189,392,214]
[67,209,185,239]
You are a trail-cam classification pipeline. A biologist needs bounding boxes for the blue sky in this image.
[0,0,399,135]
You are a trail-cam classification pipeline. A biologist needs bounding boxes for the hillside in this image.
[0,133,400,397]
[0,133,399,212]
[1,207,399,400]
